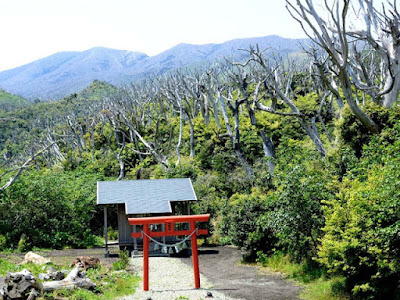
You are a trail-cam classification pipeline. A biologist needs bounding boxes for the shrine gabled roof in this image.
[96,178,197,215]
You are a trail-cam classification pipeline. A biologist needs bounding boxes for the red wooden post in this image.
[143,224,149,291]
[190,220,200,289]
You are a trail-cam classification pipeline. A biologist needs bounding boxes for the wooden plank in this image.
[118,204,134,243]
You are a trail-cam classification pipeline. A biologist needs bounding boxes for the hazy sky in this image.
[0,0,306,71]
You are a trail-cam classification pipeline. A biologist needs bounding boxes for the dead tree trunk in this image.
[176,98,183,166]
[41,267,96,292]
[188,114,195,158]
[225,89,254,177]
[247,80,276,173]
[260,131,276,174]
[0,269,39,299]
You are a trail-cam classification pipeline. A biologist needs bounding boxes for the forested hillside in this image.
[0,0,399,299]
[0,89,30,112]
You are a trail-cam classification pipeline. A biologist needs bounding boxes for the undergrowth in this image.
[257,251,349,300]
[112,250,129,271]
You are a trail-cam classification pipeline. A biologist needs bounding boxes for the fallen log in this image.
[0,269,38,299]
[26,288,37,300]
[38,270,65,281]
[41,266,96,292]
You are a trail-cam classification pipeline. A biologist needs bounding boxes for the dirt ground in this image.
[1,245,120,268]
[180,246,302,300]
[2,245,301,299]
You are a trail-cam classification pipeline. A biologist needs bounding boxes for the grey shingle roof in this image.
[97,178,197,214]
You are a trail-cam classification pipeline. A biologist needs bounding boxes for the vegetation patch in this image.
[0,256,140,300]
[257,251,349,300]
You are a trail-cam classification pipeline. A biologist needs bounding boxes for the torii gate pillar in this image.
[129,214,210,291]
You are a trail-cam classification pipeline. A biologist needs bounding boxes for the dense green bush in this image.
[338,102,400,157]
[262,160,333,262]
[219,190,275,260]
[318,124,400,299]
[0,168,106,249]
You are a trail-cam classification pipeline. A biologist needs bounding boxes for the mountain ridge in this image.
[0,35,309,100]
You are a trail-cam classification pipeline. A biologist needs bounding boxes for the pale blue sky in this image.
[0,0,306,71]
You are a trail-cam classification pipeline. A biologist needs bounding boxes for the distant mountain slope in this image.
[0,48,148,100]
[0,35,308,100]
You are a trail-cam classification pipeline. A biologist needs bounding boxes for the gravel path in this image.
[122,256,239,300]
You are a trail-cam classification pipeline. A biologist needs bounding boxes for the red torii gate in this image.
[129,214,210,291]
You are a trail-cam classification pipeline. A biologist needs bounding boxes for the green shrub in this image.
[165,157,201,180]
[17,234,30,252]
[338,102,400,157]
[113,250,130,271]
[264,161,333,262]
[318,124,400,299]
[107,227,118,240]
[220,190,275,260]
[0,234,8,251]
[0,168,106,249]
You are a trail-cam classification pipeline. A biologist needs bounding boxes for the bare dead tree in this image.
[66,114,86,152]
[219,68,254,177]
[286,0,380,133]
[249,74,277,173]
[204,68,221,128]
[159,71,202,162]
[0,141,60,192]
[174,73,199,159]
[87,113,96,162]
[222,59,278,173]
[159,76,185,165]
[105,112,126,181]
[347,0,400,108]
[0,118,17,122]
[308,47,345,111]
[176,91,184,165]
[107,83,171,168]
[240,46,327,156]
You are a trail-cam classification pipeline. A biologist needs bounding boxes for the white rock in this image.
[20,252,51,265]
